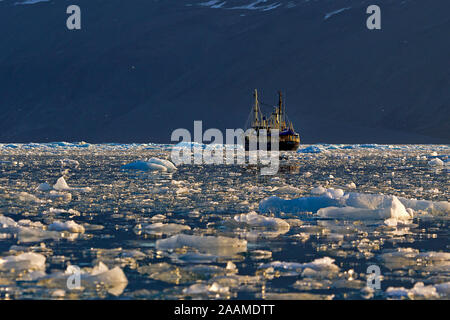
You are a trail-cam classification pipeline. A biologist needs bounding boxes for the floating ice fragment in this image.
[48,220,85,233]
[171,252,218,264]
[121,158,177,172]
[0,215,66,243]
[260,186,449,221]
[346,182,356,189]
[318,196,412,222]
[386,282,441,299]
[42,208,80,216]
[297,145,327,153]
[58,159,80,168]
[176,187,190,195]
[259,257,339,277]
[48,190,72,201]
[272,185,302,195]
[183,282,229,296]
[45,262,128,296]
[379,248,450,271]
[233,212,290,230]
[142,222,190,236]
[17,192,48,204]
[156,234,247,256]
[428,158,444,167]
[36,182,52,192]
[53,177,91,192]
[0,252,46,271]
[53,176,70,190]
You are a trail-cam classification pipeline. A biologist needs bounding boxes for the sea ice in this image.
[156,234,247,256]
[259,186,448,222]
[121,158,177,172]
[42,208,80,216]
[318,196,412,222]
[386,282,442,299]
[183,282,229,297]
[141,222,191,236]
[36,182,52,192]
[233,212,290,230]
[428,158,444,167]
[297,146,327,154]
[0,252,46,271]
[259,257,340,277]
[0,215,64,243]
[47,190,72,201]
[48,220,85,233]
[53,177,92,192]
[44,262,128,296]
[17,192,47,204]
[58,159,80,168]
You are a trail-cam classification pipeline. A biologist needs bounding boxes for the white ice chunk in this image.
[53,176,91,192]
[142,223,190,236]
[259,257,339,277]
[428,158,444,167]
[260,187,449,219]
[48,220,85,233]
[47,262,128,296]
[386,282,440,299]
[121,158,177,172]
[156,234,247,256]
[58,159,80,168]
[318,196,412,222]
[233,212,290,230]
[17,192,47,204]
[36,182,52,192]
[0,252,46,271]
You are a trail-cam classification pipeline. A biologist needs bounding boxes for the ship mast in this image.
[278,91,283,129]
[253,89,259,127]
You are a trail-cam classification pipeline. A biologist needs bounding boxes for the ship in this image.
[244,89,300,151]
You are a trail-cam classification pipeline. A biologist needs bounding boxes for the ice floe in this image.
[231,212,290,239]
[139,222,191,237]
[48,220,85,233]
[58,159,80,168]
[379,248,450,272]
[53,176,92,192]
[42,207,80,216]
[156,234,247,256]
[0,215,77,242]
[36,182,52,192]
[233,211,290,229]
[428,158,444,167]
[17,192,48,204]
[42,262,128,296]
[259,186,449,223]
[259,257,340,277]
[318,196,412,223]
[121,158,177,172]
[386,282,449,299]
[0,252,46,271]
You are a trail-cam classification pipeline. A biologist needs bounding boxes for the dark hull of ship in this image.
[244,137,300,151]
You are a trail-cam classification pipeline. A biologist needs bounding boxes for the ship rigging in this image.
[244,89,300,151]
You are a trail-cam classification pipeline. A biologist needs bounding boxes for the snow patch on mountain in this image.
[198,0,283,12]
[14,0,49,5]
[324,7,351,20]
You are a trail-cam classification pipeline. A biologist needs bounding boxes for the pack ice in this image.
[156,234,247,256]
[121,158,177,172]
[259,187,450,224]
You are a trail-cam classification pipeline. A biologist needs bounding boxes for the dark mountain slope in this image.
[0,0,449,143]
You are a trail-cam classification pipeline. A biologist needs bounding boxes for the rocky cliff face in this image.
[0,0,449,143]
